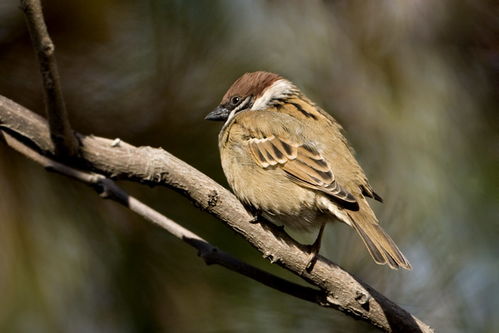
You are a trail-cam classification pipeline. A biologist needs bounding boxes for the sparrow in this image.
[205,71,411,270]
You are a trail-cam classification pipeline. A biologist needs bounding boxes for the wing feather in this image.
[247,136,358,209]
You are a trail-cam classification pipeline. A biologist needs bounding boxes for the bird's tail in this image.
[347,210,412,270]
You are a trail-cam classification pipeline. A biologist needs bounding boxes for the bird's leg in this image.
[305,221,326,272]
[245,205,261,224]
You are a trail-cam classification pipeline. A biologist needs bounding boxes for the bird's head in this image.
[205,71,297,122]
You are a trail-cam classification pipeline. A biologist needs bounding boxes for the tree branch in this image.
[1,129,326,307]
[20,0,78,156]
[0,95,433,333]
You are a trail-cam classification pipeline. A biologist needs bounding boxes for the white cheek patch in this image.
[251,79,295,111]
[221,108,237,133]
[226,109,238,123]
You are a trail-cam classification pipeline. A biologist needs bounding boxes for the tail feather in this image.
[347,212,412,270]
[318,195,411,270]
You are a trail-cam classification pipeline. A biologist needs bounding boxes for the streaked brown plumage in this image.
[205,71,411,270]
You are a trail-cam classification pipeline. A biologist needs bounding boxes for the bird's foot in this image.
[304,243,320,272]
[248,216,259,224]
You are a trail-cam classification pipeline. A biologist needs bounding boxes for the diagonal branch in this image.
[6,2,433,331]
[20,0,78,156]
[0,95,433,333]
[1,129,326,306]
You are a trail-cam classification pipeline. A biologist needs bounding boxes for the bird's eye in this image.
[231,96,241,105]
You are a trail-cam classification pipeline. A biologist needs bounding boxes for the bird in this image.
[205,71,411,271]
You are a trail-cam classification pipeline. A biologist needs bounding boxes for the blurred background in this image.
[0,0,498,332]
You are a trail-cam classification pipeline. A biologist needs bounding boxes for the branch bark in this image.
[20,0,78,156]
[1,129,326,306]
[0,95,433,333]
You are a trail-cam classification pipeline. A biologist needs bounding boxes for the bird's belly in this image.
[261,210,328,232]
[221,147,324,231]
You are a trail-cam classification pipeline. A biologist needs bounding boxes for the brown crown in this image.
[221,71,282,104]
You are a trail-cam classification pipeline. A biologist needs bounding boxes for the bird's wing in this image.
[247,135,358,209]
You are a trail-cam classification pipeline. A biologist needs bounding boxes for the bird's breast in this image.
[220,138,325,231]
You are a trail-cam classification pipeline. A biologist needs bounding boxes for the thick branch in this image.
[1,130,325,306]
[20,0,78,156]
[0,95,433,332]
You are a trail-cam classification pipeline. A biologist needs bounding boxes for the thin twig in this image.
[1,129,326,306]
[20,0,78,156]
[0,96,433,333]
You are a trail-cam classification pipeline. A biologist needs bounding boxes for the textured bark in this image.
[20,0,78,156]
[1,129,325,307]
[0,95,433,333]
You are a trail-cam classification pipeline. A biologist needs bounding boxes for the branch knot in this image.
[41,37,54,55]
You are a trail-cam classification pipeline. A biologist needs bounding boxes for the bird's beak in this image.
[205,106,230,121]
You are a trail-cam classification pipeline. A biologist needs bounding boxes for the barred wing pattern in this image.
[247,136,358,209]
